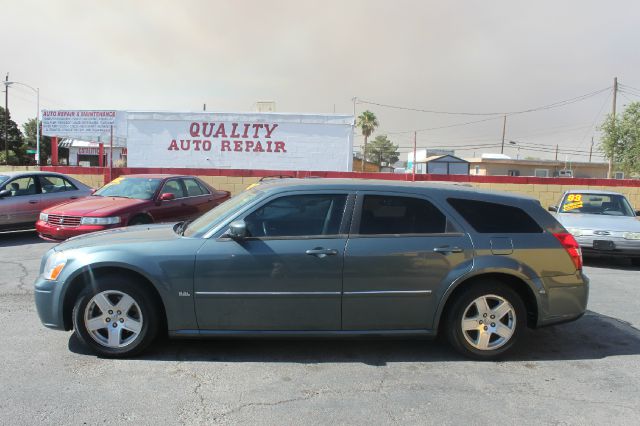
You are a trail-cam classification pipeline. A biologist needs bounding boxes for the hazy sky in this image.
[2,0,640,161]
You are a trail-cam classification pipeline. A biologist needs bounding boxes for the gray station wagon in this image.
[34,179,588,360]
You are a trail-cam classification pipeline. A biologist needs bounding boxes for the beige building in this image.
[465,157,622,179]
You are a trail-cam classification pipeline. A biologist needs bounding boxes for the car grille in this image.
[47,214,82,227]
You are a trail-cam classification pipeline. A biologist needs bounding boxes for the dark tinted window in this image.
[359,195,447,235]
[245,194,347,237]
[1,176,36,197]
[448,198,542,233]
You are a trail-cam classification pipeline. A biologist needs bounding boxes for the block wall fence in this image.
[15,165,638,210]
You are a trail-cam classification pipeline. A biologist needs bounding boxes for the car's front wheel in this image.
[72,275,160,357]
[445,280,526,360]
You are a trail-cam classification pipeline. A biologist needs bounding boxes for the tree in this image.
[600,101,640,175]
[366,134,399,166]
[22,117,52,165]
[356,110,379,171]
[0,106,25,164]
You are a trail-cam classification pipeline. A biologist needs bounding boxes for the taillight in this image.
[553,232,583,271]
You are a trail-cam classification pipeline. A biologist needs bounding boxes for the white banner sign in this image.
[42,110,117,138]
[127,112,354,171]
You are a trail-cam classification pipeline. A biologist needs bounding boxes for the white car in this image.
[550,190,640,265]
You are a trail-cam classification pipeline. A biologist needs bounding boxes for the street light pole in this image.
[3,80,40,165]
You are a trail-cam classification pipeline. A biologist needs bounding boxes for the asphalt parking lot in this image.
[1,231,639,425]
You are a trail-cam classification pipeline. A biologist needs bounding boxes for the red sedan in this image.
[36,174,230,241]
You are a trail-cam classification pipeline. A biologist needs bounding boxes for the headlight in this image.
[43,251,67,281]
[624,232,640,240]
[567,228,583,237]
[80,216,121,225]
[39,212,48,222]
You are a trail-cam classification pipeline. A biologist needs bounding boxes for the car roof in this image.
[563,189,624,196]
[256,178,538,202]
[1,170,74,178]
[115,174,193,179]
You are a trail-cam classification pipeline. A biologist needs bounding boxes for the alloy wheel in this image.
[83,290,144,348]
[461,294,516,351]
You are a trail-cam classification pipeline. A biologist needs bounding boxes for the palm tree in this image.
[356,110,379,172]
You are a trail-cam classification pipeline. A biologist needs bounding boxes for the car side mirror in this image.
[636,210,640,216]
[225,220,248,240]
[159,193,175,201]
[548,206,558,212]
[90,188,97,194]
[0,189,10,198]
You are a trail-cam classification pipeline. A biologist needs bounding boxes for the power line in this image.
[356,86,611,117]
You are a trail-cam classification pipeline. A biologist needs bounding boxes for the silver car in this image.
[0,171,93,232]
[550,190,640,265]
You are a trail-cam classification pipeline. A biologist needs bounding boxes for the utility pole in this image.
[608,77,617,178]
[555,144,558,161]
[203,103,206,111]
[500,115,507,154]
[589,137,593,163]
[3,73,8,164]
[412,131,417,181]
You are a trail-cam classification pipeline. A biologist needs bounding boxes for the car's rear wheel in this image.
[72,275,160,357]
[445,280,526,360]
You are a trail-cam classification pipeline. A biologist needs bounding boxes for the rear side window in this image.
[359,195,447,234]
[447,198,542,233]
[183,178,209,196]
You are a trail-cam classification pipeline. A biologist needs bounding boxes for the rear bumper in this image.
[537,272,589,327]
[35,220,112,241]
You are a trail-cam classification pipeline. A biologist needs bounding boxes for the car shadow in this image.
[583,257,640,271]
[0,230,49,247]
[68,310,640,364]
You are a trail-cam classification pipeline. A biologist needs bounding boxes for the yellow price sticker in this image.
[563,201,583,211]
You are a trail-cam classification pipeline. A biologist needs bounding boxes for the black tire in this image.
[72,274,160,358]
[128,215,152,226]
[444,280,526,360]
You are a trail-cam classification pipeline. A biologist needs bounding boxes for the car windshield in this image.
[560,193,635,216]
[94,177,163,200]
[182,188,263,237]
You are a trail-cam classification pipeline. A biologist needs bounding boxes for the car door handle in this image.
[305,248,338,258]
[70,196,78,199]
[433,246,463,254]
[28,200,38,204]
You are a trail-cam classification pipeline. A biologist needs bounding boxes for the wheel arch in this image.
[435,272,539,334]
[127,213,154,226]
[61,265,168,332]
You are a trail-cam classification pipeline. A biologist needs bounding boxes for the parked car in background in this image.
[550,190,640,265]
[34,179,588,360]
[36,174,230,241]
[0,171,93,232]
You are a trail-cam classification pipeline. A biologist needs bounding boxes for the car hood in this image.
[556,213,640,232]
[56,223,181,251]
[45,196,149,216]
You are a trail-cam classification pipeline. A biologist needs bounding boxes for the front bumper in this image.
[34,275,67,330]
[35,220,113,241]
[576,236,640,258]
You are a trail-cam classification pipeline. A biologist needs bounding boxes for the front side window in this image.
[39,176,77,193]
[244,194,347,238]
[1,177,36,197]
[358,195,447,235]
[160,180,185,198]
